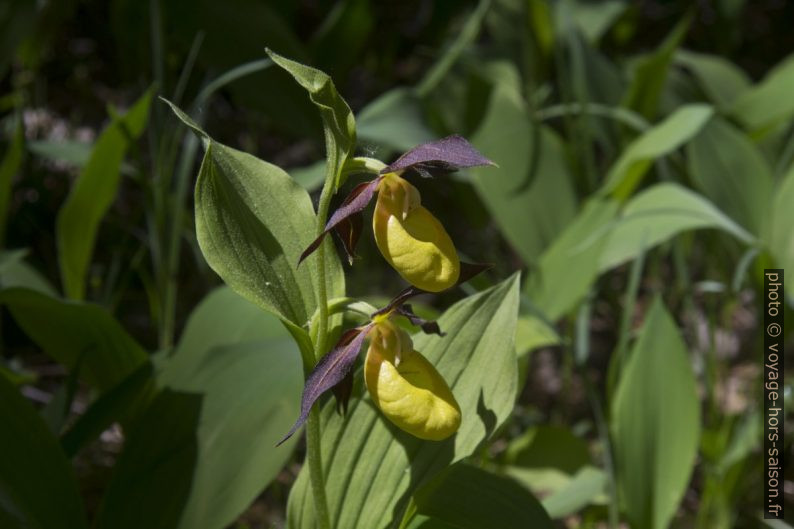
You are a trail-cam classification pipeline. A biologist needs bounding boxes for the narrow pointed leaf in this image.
[382,135,495,175]
[57,87,153,300]
[299,177,382,264]
[277,324,373,446]
[266,49,356,189]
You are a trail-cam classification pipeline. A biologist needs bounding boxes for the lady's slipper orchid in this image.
[298,135,494,292]
[373,172,459,291]
[276,264,489,446]
[364,317,460,440]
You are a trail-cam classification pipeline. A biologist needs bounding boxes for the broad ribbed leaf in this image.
[267,49,356,189]
[413,463,553,529]
[599,183,756,270]
[686,116,773,234]
[192,137,343,351]
[0,287,147,391]
[600,104,713,199]
[95,287,302,529]
[57,88,153,300]
[287,274,521,529]
[0,375,87,529]
[611,298,700,529]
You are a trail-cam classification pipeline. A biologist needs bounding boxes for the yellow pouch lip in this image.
[373,174,461,292]
[364,321,461,441]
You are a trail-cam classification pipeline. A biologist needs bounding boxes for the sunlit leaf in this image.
[599,183,756,271]
[611,297,700,529]
[287,275,521,529]
[600,103,713,199]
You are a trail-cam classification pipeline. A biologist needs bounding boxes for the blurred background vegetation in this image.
[1,0,793,528]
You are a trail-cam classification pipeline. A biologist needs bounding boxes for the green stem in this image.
[306,151,385,529]
[305,141,342,529]
[306,407,331,528]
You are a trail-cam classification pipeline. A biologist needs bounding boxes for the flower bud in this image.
[373,173,460,292]
[364,320,461,440]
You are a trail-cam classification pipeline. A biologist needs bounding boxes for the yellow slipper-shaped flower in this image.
[373,173,460,292]
[364,320,461,440]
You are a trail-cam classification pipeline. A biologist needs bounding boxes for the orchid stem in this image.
[305,140,342,529]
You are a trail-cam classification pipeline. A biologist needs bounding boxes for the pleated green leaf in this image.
[56,87,153,300]
[287,274,521,529]
[611,297,700,529]
[165,100,344,351]
[0,375,87,529]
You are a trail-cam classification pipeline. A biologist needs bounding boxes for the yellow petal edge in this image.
[364,320,461,441]
[373,173,460,292]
